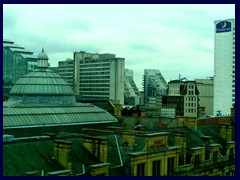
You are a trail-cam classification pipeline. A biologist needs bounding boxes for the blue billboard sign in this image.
[216,21,231,33]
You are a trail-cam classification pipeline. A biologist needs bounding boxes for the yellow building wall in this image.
[54,142,72,169]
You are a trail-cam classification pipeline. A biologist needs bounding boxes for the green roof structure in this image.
[3,49,118,135]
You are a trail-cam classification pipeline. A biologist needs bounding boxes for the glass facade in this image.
[3,47,28,98]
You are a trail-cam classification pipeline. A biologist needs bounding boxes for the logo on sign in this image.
[216,21,231,33]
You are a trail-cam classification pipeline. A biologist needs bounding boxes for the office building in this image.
[58,58,74,90]
[142,69,168,105]
[3,39,38,99]
[163,80,199,117]
[124,69,141,105]
[214,18,235,115]
[74,51,125,105]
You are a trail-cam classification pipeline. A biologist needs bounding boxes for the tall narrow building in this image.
[142,69,167,105]
[214,19,235,115]
[124,69,141,105]
[74,51,125,104]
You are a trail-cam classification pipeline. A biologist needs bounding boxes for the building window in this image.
[229,148,234,160]
[194,154,200,168]
[167,157,174,175]
[137,163,145,176]
[213,151,218,163]
[226,172,231,176]
[152,160,161,176]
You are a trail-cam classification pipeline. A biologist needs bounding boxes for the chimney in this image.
[219,124,232,142]
[122,132,136,147]
[174,131,186,165]
[177,116,198,131]
[187,117,198,131]
[200,136,212,145]
[198,106,206,117]
[158,118,163,128]
[82,135,108,163]
[53,140,72,169]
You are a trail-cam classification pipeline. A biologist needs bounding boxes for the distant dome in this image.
[38,48,48,60]
[9,68,75,104]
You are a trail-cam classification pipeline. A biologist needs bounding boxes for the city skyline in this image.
[3,4,235,89]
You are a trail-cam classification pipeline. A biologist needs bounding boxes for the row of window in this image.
[79,88,109,92]
[188,90,194,95]
[82,58,112,64]
[137,147,234,176]
[186,96,196,101]
[58,70,74,73]
[80,84,110,88]
[186,103,197,107]
[80,72,110,76]
[188,85,194,89]
[80,63,110,68]
[80,92,109,96]
[137,157,175,176]
[80,80,110,83]
[59,61,73,65]
[80,67,110,71]
[185,108,197,113]
[80,76,110,80]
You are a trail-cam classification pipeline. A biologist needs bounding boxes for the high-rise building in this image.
[58,58,74,90]
[142,69,167,105]
[3,39,38,99]
[124,69,141,105]
[214,19,235,115]
[74,51,125,104]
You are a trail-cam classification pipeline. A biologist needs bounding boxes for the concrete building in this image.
[74,51,125,105]
[58,58,74,90]
[3,39,38,99]
[124,69,141,106]
[142,69,168,105]
[214,18,235,115]
[163,80,199,117]
[195,78,214,116]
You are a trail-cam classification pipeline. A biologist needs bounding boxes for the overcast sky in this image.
[3,4,235,89]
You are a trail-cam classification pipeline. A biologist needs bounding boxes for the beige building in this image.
[195,78,214,115]
[165,80,199,117]
[74,51,125,105]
